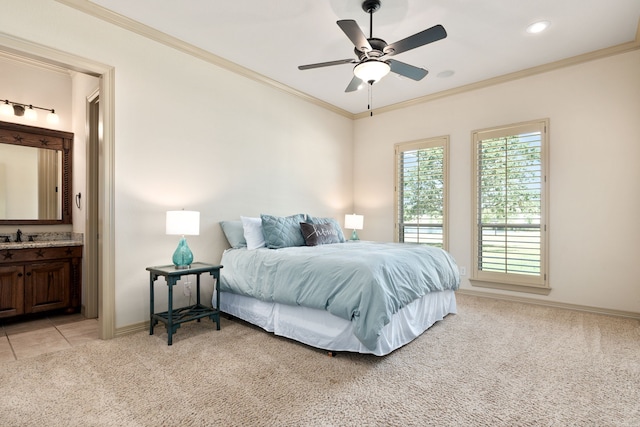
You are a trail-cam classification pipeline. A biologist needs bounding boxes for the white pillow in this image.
[241,216,265,250]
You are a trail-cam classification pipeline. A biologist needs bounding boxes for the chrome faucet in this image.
[16,229,22,242]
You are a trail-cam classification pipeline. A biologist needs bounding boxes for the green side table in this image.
[147,262,223,345]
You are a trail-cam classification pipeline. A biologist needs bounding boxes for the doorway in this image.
[0,34,116,340]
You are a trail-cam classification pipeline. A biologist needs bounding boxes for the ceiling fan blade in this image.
[337,20,372,53]
[298,59,355,70]
[385,25,447,56]
[388,59,428,81]
[345,75,364,92]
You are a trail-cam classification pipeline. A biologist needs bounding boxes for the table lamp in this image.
[166,210,200,269]
[344,214,364,241]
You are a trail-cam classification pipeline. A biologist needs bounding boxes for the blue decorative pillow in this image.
[260,213,306,249]
[219,221,246,248]
[300,222,341,246]
[306,215,346,243]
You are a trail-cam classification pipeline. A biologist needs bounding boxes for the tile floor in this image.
[0,314,99,363]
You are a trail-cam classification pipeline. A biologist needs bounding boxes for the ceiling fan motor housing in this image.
[354,38,388,58]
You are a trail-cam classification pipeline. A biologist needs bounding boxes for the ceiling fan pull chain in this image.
[368,82,373,117]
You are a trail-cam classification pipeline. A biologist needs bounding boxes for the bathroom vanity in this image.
[0,239,82,318]
[0,120,82,319]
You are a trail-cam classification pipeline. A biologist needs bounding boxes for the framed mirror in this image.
[0,120,73,225]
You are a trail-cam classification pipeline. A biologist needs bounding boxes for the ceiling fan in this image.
[298,0,447,93]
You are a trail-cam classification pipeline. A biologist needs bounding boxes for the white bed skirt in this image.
[213,290,457,356]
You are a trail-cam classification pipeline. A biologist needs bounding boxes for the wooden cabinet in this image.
[0,245,82,319]
[0,265,24,317]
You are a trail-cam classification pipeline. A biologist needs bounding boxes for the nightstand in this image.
[146,262,223,345]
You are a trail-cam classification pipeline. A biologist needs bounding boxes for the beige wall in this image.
[1,0,637,330]
[0,55,72,131]
[1,0,354,328]
[354,49,640,314]
[0,57,73,231]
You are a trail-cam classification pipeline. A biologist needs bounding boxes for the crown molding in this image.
[55,0,354,119]
[354,23,640,119]
[58,2,639,121]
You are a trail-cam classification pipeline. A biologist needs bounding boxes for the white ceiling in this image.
[87,0,640,115]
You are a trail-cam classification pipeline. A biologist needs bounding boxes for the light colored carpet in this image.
[0,294,638,426]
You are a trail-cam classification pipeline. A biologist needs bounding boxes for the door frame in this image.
[83,89,99,320]
[0,34,116,339]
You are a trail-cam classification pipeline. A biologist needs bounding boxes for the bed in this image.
[216,215,460,356]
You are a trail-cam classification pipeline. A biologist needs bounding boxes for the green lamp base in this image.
[172,236,193,269]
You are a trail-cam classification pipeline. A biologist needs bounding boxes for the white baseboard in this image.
[456,289,640,320]
[115,321,148,338]
[114,291,639,338]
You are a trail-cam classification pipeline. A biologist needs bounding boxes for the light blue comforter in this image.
[219,242,460,350]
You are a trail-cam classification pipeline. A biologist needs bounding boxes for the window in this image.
[395,136,449,249]
[472,119,549,290]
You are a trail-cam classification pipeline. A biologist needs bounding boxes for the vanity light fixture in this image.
[0,99,60,124]
[166,210,200,269]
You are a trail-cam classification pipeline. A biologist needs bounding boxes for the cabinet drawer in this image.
[0,245,82,264]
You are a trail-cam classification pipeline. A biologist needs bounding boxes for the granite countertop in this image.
[0,232,83,250]
[0,240,83,249]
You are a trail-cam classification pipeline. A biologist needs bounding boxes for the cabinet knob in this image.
[26,272,31,277]
[17,273,23,277]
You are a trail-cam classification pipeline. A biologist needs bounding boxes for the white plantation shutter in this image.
[472,120,549,289]
[394,137,449,249]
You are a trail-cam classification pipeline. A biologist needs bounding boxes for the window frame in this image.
[394,136,450,250]
[471,119,549,292]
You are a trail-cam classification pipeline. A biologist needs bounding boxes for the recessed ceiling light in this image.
[526,21,550,34]
[437,70,455,78]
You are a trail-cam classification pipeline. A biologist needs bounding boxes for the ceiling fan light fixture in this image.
[353,60,390,84]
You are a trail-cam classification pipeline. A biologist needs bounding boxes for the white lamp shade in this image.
[344,214,364,230]
[166,210,200,235]
[353,60,390,83]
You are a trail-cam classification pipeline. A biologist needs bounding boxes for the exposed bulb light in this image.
[47,109,59,124]
[353,60,391,84]
[24,105,38,121]
[526,21,550,34]
[0,100,13,116]
[0,98,59,124]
